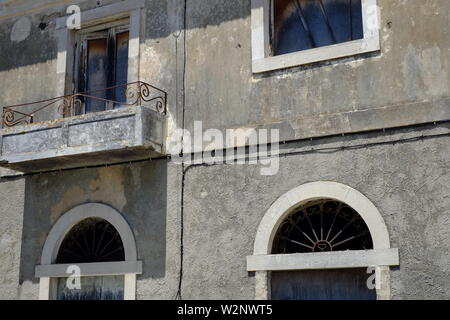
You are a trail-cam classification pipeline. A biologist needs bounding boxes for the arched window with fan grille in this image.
[272,199,373,254]
[270,199,376,300]
[55,218,126,300]
[36,203,142,300]
[247,182,399,300]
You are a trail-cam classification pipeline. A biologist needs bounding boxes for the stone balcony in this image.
[0,82,167,173]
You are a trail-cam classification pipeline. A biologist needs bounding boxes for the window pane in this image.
[271,199,373,254]
[275,1,313,54]
[56,218,125,264]
[351,0,364,40]
[86,38,108,113]
[57,276,124,300]
[114,31,129,107]
[301,0,336,47]
[322,0,351,43]
[274,0,364,56]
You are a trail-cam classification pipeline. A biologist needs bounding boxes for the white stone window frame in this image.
[251,0,381,73]
[36,203,142,300]
[55,0,145,97]
[247,181,399,300]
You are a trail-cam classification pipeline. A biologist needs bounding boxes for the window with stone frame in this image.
[271,199,376,300]
[273,0,364,55]
[73,21,130,114]
[251,0,380,73]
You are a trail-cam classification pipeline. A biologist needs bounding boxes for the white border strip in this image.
[247,248,399,272]
[36,261,143,278]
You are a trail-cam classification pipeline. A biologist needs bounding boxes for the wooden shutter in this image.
[271,268,377,300]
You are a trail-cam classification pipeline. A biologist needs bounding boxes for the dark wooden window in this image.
[271,269,377,300]
[274,0,364,55]
[74,25,129,114]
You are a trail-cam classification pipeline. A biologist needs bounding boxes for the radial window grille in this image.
[56,218,125,264]
[272,199,373,254]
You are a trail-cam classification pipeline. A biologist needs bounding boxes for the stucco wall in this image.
[181,123,450,299]
[0,0,449,300]
[0,160,182,299]
[0,178,24,299]
[0,123,449,299]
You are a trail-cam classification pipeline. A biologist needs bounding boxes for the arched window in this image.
[55,218,126,300]
[272,199,373,254]
[271,199,375,300]
[36,203,142,300]
[247,182,399,300]
[274,0,364,55]
[56,218,125,264]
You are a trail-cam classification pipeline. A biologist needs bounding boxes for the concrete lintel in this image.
[35,261,143,278]
[247,248,399,271]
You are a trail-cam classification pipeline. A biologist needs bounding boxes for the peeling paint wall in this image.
[0,0,449,300]
[0,0,449,137]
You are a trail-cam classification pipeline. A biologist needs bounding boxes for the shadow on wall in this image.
[17,160,168,295]
[0,0,251,72]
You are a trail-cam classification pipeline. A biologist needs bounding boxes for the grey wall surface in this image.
[0,178,25,299]
[181,123,450,300]
[0,0,449,300]
[0,122,449,299]
[1,0,449,137]
[0,161,182,299]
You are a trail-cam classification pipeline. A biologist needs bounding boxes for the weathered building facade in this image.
[0,0,449,300]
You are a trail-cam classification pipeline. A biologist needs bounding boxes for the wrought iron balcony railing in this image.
[2,81,167,128]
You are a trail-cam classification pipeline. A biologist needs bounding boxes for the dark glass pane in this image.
[114,31,129,107]
[272,199,373,254]
[351,0,364,40]
[276,9,313,54]
[301,0,335,47]
[274,0,364,56]
[86,38,108,113]
[323,0,351,42]
[56,218,125,264]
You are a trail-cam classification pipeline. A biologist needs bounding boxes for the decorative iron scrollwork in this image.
[1,81,167,128]
[2,108,33,127]
[57,96,84,117]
